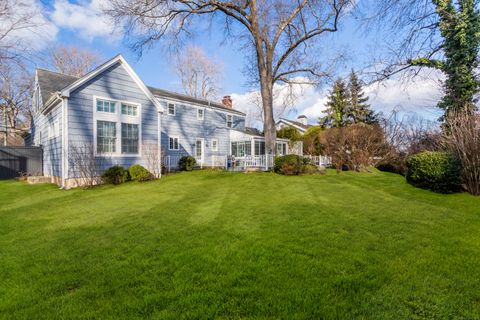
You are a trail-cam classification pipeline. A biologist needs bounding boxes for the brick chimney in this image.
[222,95,233,108]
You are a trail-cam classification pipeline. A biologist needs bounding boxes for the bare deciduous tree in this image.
[173,45,222,100]
[0,63,33,145]
[0,0,48,65]
[50,46,102,77]
[68,143,102,188]
[444,111,480,196]
[142,143,164,177]
[105,0,352,155]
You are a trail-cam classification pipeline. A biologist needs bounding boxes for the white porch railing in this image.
[162,154,331,172]
[303,155,332,167]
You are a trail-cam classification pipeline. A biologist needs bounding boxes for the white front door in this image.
[195,139,204,165]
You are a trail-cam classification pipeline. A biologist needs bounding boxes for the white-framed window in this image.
[197,108,204,120]
[94,96,141,156]
[121,103,138,116]
[121,123,139,154]
[48,120,60,139]
[168,103,176,116]
[97,120,116,153]
[97,99,116,113]
[169,136,179,150]
[211,139,218,151]
[226,114,233,128]
[276,142,287,156]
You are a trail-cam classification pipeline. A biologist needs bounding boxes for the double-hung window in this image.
[226,115,233,128]
[121,123,139,154]
[48,120,60,139]
[168,103,175,116]
[94,97,141,156]
[97,120,116,153]
[197,108,204,120]
[211,139,218,151]
[169,137,179,150]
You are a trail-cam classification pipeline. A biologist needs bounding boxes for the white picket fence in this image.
[163,154,331,172]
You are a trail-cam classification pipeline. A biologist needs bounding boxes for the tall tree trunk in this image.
[260,75,276,155]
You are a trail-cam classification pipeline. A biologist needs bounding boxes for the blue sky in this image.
[18,0,444,124]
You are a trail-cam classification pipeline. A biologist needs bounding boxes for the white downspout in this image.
[157,109,162,178]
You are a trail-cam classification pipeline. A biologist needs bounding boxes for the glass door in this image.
[195,139,204,164]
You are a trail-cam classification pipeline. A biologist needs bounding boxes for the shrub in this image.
[444,111,480,196]
[376,153,407,176]
[178,156,197,171]
[277,126,302,141]
[321,125,388,172]
[128,165,154,182]
[302,164,319,174]
[274,155,302,175]
[102,166,130,185]
[274,155,315,175]
[405,151,462,193]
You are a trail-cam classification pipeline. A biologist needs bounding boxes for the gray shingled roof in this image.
[245,127,263,136]
[278,118,312,130]
[36,69,78,104]
[36,68,245,116]
[147,86,245,115]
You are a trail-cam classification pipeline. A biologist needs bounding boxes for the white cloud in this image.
[51,0,118,41]
[232,70,445,128]
[0,0,58,51]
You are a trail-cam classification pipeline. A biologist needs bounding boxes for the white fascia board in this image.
[60,54,164,113]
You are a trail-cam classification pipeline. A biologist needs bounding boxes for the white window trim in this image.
[197,108,204,120]
[121,102,139,117]
[93,95,142,157]
[195,138,204,161]
[48,120,60,139]
[226,114,233,128]
[168,136,180,150]
[167,103,176,116]
[211,139,218,152]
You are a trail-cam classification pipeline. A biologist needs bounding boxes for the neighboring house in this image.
[29,54,297,188]
[276,115,312,134]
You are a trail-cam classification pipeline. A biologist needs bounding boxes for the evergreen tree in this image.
[319,79,349,128]
[347,70,377,125]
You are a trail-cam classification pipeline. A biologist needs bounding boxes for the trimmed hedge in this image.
[102,166,130,185]
[405,151,462,193]
[178,156,197,171]
[128,165,154,182]
[274,155,315,175]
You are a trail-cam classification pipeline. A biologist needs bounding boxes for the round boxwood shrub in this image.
[302,163,319,174]
[405,151,462,193]
[102,166,130,185]
[274,155,313,175]
[128,164,154,182]
[178,156,197,171]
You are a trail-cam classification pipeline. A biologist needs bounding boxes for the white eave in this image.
[60,54,165,113]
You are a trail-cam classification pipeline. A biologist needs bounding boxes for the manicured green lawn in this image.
[0,170,479,319]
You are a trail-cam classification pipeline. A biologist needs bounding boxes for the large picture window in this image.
[97,120,116,153]
[121,123,139,154]
[254,141,265,155]
[231,141,251,157]
[94,97,141,156]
